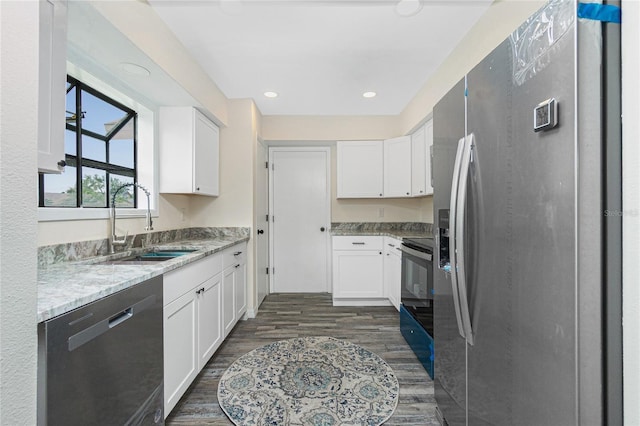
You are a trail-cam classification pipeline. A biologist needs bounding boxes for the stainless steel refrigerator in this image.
[432,1,622,425]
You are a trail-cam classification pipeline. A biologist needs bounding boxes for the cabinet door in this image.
[38,0,67,173]
[384,238,402,311]
[234,262,247,319]
[193,110,219,196]
[222,267,236,337]
[333,250,384,298]
[337,141,383,198]
[411,125,427,196]
[164,290,198,416]
[197,273,222,370]
[384,136,412,197]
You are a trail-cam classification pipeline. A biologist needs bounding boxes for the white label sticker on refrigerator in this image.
[534,98,558,132]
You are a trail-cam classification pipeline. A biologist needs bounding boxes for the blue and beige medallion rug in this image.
[218,336,399,425]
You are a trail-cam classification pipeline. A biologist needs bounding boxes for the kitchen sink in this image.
[97,249,197,265]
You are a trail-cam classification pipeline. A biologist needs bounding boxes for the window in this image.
[38,76,138,208]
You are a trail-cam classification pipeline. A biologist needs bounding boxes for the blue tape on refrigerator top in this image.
[577,3,621,24]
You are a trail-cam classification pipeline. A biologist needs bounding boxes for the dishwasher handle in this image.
[108,308,133,329]
[68,294,157,352]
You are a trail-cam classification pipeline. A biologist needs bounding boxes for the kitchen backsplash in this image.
[330,222,433,235]
[38,227,250,267]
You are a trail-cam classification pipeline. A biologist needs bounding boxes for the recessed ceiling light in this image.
[363,91,377,98]
[264,91,279,98]
[395,0,423,17]
[119,62,150,77]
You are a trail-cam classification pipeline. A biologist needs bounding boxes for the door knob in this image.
[320,227,326,232]
[257,229,264,235]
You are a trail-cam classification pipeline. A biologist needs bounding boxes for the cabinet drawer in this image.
[332,236,383,251]
[164,254,222,305]
[223,244,246,268]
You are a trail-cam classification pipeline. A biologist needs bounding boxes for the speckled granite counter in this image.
[38,227,250,323]
[330,222,432,239]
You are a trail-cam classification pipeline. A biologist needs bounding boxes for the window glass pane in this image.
[81,91,128,137]
[65,129,76,156]
[82,134,106,162]
[66,86,76,126]
[109,126,134,169]
[110,175,134,208]
[81,168,106,208]
[43,166,77,207]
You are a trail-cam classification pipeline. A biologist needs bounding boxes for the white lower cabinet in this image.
[332,236,386,304]
[222,243,247,337]
[332,235,403,308]
[164,253,223,417]
[164,290,198,416]
[384,237,402,311]
[196,273,223,368]
[222,266,236,337]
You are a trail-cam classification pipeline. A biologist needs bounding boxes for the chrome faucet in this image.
[111,182,154,253]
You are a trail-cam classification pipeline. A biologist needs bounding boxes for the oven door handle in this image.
[399,244,432,261]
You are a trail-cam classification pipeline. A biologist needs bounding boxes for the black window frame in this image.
[38,76,139,208]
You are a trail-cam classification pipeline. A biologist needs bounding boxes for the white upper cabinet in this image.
[337,140,383,198]
[38,0,67,174]
[159,107,219,196]
[411,119,434,196]
[337,127,433,199]
[383,136,412,198]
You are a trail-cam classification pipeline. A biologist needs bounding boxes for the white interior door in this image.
[256,140,269,307]
[269,147,330,293]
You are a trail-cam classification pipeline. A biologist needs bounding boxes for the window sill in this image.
[38,207,158,222]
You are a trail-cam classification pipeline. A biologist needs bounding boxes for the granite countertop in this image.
[330,222,433,240]
[37,234,249,323]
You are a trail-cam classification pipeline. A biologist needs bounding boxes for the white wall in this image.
[622,1,640,423]
[38,194,191,246]
[262,115,401,141]
[400,0,546,134]
[190,99,256,313]
[90,0,229,127]
[0,1,39,422]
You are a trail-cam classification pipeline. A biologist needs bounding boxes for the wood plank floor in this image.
[166,293,439,425]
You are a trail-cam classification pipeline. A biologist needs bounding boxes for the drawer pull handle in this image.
[352,242,365,245]
[234,251,242,256]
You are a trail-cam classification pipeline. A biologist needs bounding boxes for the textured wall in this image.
[0,1,39,423]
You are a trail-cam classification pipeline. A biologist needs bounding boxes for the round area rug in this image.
[217,336,399,426]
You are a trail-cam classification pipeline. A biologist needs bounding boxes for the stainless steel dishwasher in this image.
[38,275,164,425]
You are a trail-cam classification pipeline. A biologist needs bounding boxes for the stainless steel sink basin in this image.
[97,249,197,265]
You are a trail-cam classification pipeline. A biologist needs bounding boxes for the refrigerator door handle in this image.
[456,134,475,346]
[448,137,466,339]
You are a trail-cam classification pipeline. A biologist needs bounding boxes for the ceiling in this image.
[148,0,493,116]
